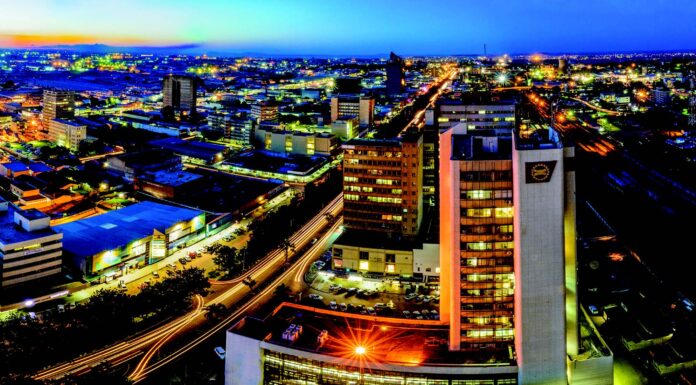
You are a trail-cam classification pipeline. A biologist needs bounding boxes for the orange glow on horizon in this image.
[0,33,184,48]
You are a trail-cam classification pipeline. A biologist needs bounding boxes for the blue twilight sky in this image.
[1,0,696,55]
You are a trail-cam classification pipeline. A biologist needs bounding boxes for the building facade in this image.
[330,96,374,127]
[209,113,256,146]
[386,51,405,95]
[439,124,580,384]
[163,74,197,112]
[48,118,87,152]
[0,199,63,288]
[342,134,423,237]
[251,102,279,124]
[42,89,75,128]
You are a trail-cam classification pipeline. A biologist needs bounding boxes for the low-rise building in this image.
[0,198,63,288]
[57,201,206,279]
[105,149,182,182]
[48,118,86,152]
[134,170,203,199]
[254,127,337,156]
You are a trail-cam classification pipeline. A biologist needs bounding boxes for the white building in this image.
[48,118,86,152]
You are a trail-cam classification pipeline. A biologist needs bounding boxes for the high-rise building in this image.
[1,198,63,288]
[208,113,255,146]
[433,102,516,131]
[386,51,405,95]
[48,119,87,152]
[333,77,362,94]
[163,75,197,112]
[439,123,579,383]
[342,133,422,237]
[251,101,279,124]
[651,87,670,106]
[689,94,696,127]
[42,89,74,128]
[330,96,374,127]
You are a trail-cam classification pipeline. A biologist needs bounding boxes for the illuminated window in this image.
[494,190,513,199]
[494,207,513,218]
[344,194,359,201]
[466,208,492,217]
[131,243,146,256]
[465,190,492,200]
[386,264,395,273]
[344,176,358,182]
[467,242,492,251]
[495,242,514,250]
[498,225,513,233]
[359,261,369,270]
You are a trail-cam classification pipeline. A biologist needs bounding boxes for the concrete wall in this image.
[225,328,263,385]
[513,144,567,384]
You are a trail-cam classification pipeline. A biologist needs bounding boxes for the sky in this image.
[1,0,696,56]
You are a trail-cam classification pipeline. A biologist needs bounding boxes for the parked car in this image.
[367,307,376,316]
[412,310,423,320]
[329,301,338,310]
[339,303,348,312]
[402,310,411,319]
[404,293,417,301]
[329,284,342,292]
[430,310,439,320]
[152,271,159,278]
[214,346,226,360]
[308,294,324,301]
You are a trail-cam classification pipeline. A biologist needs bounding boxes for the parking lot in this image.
[300,261,441,320]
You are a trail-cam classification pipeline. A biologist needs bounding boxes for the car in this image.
[339,303,348,312]
[310,238,318,245]
[184,255,192,263]
[152,271,159,278]
[313,261,325,269]
[422,309,430,318]
[214,346,226,360]
[413,310,423,320]
[308,294,324,301]
[329,301,338,310]
[356,289,366,297]
[346,287,358,296]
[402,310,411,319]
[416,295,425,302]
[404,293,417,301]
[57,304,65,313]
[365,290,376,297]
[329,284,342,292]
[429,310,439,320]
[367,307,376,316]
[423,295,433,304]
[374,303,386,310]
[168,262,177,269]
[588,305,600,315]
[119,280,127,289]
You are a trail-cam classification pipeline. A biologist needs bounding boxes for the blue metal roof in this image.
[57,201,203,258]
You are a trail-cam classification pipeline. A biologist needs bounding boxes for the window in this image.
[359,251,369,260]
[386,264,395,273]
[333,248,342,257]
[466,208,492,217]
[465,190,492,200]
[494,190,513,199]
[385,253,396,263]
[494,207,513,218]
[467,242,492,251]
[359,260,369,270]
[344,194,359,201]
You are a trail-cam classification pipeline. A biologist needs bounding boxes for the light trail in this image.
[33,195,343,381]
[132,218,344,382]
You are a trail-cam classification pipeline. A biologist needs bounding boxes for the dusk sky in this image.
[1,0,696,55]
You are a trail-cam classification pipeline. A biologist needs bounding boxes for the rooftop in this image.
[149,138,226,160]
[513,124,564,150]
[51,118,86,127]
[334,229,418,251]
[450,127,513,161]
[140,170,202,187]
[230,303,516,367]
[0,204,57,247]
[57,201,203,258]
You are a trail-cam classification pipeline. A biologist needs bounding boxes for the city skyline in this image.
[1,0,696,56]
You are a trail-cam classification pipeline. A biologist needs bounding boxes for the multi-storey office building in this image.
[163,74,197,112]
[251,101,279,124]
[385,51,405,95]
[439,123,585,384]
[330,96,374,127]
[48,118,87,152]
[0,198,63,288]
[341,133,423,237]
[208,113,255,146]
[42,89,74,128]
[430,102,516,132]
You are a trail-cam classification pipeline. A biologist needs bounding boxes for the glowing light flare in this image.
[355,346,366,355]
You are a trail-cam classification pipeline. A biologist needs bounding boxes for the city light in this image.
[355,346,366,355]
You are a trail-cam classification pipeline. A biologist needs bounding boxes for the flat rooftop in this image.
[231,303,516,367]
[150,138,226,160]
[450,128,513,161]
[0,205,57,246]
[51,118,86,127]
[141,170,202,187]
[513,124,564,150]
[333,229,418,251]
[57,201,203,258]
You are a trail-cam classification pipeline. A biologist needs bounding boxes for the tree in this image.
[212,246,241,277]
[279,238,296,265]
[204,303,228,322]
[273,284,291,300]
